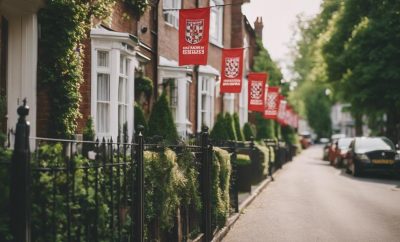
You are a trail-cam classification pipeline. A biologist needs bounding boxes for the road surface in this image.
[223,145,400,242]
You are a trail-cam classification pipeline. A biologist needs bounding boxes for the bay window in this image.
[91,28,137,140]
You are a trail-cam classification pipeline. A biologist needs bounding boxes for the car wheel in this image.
[353,162,363,177]
[334,157,339,168]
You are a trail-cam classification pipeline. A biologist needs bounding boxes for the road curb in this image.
[211,168,285,242]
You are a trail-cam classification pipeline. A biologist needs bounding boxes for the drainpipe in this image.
[195,0,200,133]
[151,0,160,100]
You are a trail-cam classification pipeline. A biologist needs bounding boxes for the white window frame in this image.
[96,53,111,135]
[197,75,215,132]
[239,78,248,126]
[209,0,224,46]
[163,0,181,28]
[158,61,192,138]
[224,93,234,114]
[91,28,137,141]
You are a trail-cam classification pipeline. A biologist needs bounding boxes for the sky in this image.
[242,0,322,80]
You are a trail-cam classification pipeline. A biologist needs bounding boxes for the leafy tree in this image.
[320,0,400,141]
[148,92,178,142]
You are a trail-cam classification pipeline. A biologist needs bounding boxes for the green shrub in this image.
[82,117,95,157]
[210,113,229,141]
[242,122,255,141]
[254,143,271,176]
[148,92,178,143]
[212,147,231,227]
[233,113,244,141]
[143,149,183,233]
[0,148,12,241]
[176,149,201,211]
[235,154,251,166]
[134,75,153,99]
[134,103,148,135]
[224,113,237,141]
[255,113,276,140]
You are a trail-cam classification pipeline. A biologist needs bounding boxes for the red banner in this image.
[264,86,280,119]
[248,72,268,112]
[179,7,210,66]
[276,95,287,125]
[220,48,244,93]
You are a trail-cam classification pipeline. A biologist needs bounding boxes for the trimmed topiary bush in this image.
[134,102,148,135]
[210,113,229,141]
[255,113,275,140]
[242,122,255,141]
[224,113,237,141]
[235,154,251,166]
[233,113,244,141]
[212,147,231,228]
[148,92,178,143]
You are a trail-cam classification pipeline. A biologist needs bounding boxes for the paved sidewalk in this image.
[222,146,400,242]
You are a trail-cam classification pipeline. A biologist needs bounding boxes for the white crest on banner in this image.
[224,57,240,78]
[250,81,263,99]
[267,92,278,109]
[185,19,204,44]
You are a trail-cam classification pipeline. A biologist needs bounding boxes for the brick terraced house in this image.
[0,0,264,143]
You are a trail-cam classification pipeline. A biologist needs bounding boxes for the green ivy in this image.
[123,0,148,16]
[135,76,154,99]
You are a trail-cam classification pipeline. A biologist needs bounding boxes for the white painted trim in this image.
[6,13,37,149]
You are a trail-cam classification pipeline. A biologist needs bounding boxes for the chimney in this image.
[254,17,263,39]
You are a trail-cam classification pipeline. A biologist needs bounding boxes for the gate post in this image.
[201,126,212,242]
[134,125,144,242]
[10,99,31,242]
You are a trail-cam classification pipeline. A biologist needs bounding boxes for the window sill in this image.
[164,21,178,29]
[210,40,223,49]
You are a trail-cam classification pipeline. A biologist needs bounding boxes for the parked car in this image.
[300,132,313,149]
[331,137,353,167]
[327,134,346,163]
[345,137,400,177]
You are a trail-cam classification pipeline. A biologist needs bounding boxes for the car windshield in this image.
[338,138,352,149]
[355,138,395,153]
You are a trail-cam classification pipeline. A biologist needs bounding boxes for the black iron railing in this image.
[1,101,293,242]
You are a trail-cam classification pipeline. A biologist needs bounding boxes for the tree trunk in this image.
[386,109,400,144]
[354,112,363,136]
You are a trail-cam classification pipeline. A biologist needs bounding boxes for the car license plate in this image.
[372,159,394,164]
